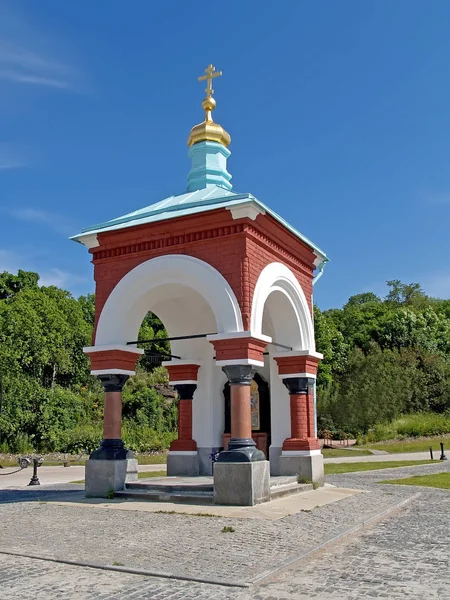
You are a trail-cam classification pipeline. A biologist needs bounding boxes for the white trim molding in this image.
[215,358,265,368]
[207,331,272,344]
[168,451,198,456]
[91,368,136,376]
[84,345,144,355]
[281,450,322,457]
[279,372,317,380]
[161,359,202,367]
[168,379,198,386]
[271,350,323,360]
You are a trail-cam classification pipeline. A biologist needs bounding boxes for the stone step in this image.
[115,489,214,505]
[269,475,299,488]
[270,482,313,500]
[126,482,214,494]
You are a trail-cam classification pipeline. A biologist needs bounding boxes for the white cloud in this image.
[0,7,86,93]
[6,207,76,236]
[39,268,85,288]
[0,143,25,170]
[0,248,87,293]
[423,192,450,206]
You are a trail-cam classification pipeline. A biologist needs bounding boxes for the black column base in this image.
[216,438,265,463]
[90,439,134,461]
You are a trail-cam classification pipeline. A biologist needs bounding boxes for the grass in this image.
[322,448,372,458]
[379,472,450,490]
[362,438,449,454]
[324,460,435,475]
[137,454,167,465]
[356,413,450,446]
[221,526,235,533]
[0,452,168,469]
[155,510,220,517]
[138,470,166,479]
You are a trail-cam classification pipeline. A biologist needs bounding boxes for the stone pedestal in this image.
[167,452,199,476]
[278,453,324,486]
[85,458,138,497]
[213,460,270,505]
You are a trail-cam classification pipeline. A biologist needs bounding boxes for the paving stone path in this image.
[0,462,449,599]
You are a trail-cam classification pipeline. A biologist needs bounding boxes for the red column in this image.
[289,392,308,440]
[90,374,132,460]
[166,363,200,453]
[170,384,198,451]
[103,391,123,440]
[282,377,320,452]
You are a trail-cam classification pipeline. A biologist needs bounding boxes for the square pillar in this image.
[165,361,201,476]
[208,333,271,505]
[85,373,138,497]
[273,351,324,485]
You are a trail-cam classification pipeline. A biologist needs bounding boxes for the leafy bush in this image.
[59,423,103,454]
[122,422,176,452]
[394,413,450,437]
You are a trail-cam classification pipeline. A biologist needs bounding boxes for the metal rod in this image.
[270,342,292,350]
[429,447,434,460]
[440,442,447,461]
[145,352,182,360]
[128,333,292,351]
[127,333,217,345]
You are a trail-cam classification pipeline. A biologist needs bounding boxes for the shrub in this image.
[59,423,103,454]
[122,422,176,452]
[394,413,450,437]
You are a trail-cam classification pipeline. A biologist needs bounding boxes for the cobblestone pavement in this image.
[0,463,449,598]
[0,553,239,600]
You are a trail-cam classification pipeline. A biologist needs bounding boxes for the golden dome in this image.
[187,64,231,148]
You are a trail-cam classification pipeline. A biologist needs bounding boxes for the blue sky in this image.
[1,1,450,309]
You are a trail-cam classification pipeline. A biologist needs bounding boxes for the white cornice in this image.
[76,233,99,249]
[84,345,145,355]
[226,201,265,221]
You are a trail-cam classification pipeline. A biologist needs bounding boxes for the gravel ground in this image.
[0,462,449,598]
[0,483,416,584]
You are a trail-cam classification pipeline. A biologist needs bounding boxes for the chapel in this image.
[72,65,328,504]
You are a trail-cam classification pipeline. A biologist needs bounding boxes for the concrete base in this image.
[198,447,220,475]
[167,453,199,477]
[269,446,282,475]
[278,453,324,486]
[213,460,270,506]
[85,458,138,498]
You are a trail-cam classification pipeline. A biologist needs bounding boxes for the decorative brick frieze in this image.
[85,348,142,373]
[166,363,200,383]
[274,353,321,377]
[209,335,268,364]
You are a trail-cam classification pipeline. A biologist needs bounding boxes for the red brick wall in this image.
[166,364,200,382]
[90,207,317,341]
[86,349,141,372]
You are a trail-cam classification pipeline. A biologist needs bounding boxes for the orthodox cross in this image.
[198,64,222,98]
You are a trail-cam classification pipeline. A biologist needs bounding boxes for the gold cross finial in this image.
[198,64,222,99]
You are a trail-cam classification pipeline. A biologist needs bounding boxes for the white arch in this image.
[251,262,315,351]
[95,254,243,346]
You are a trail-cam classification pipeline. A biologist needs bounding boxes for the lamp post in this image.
[28,456,43,486]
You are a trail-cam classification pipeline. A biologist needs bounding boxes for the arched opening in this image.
[222,372,271,457]
[92,255,243,474]
[251,263,315,474]
[95,254,243,348]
